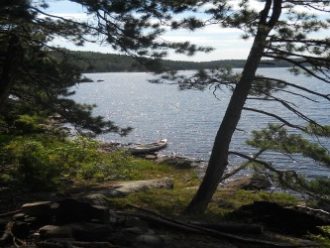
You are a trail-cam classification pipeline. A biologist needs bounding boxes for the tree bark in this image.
[185,0,282,214]
[0,34,20,111]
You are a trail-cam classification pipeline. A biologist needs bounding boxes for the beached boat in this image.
[128,139,168,155]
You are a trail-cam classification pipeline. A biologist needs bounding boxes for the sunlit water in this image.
[70,68,330,179]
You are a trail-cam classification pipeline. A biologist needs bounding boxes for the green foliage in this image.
[247,124,330,166]
[1,135,64,190]
[307,123,330,137]
[308,178,330,197]
[12,115,46,134]
[0,134,133,191]
[296,178,330,204]
[247,123,330,205]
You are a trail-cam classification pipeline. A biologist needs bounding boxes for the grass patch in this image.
[109,159,200,214]
[110,163,298,222]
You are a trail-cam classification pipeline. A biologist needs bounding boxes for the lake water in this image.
[70,68,330,179]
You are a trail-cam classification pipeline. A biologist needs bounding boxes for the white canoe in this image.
[128,139,168,155]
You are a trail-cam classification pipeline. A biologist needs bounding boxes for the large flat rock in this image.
[84,177,174,198]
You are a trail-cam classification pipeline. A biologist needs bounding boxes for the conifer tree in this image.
[152,0,330,214]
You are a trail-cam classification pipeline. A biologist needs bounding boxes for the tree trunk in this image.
[0,34,20,111]
[185,0,282,214]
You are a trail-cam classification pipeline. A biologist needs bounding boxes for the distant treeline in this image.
[54,50,291,73]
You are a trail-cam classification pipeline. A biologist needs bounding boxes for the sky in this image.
[43,0,254,61]
[44,0,329,62]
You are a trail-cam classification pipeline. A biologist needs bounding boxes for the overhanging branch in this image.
[243,107,306,131]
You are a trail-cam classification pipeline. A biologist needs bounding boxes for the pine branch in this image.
[243,107,306,131]
[254,76,330,101]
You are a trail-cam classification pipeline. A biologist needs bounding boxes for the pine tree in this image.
[151,0,330,214]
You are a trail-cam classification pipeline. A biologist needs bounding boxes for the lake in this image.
[70,68,330,179]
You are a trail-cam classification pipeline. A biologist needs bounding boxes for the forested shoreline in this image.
[56,50,292,73]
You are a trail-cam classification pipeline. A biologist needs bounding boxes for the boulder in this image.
[156,155,199,168]
[52,199,110,224]
[38,225,73,239]
[12,221,30,238]
[79,77,93,83]
[145,154,157,160]
[71,223,113,241]
[21,201,52,217]
[123,217,149,229]
[224,174,272,191]
[231,201,330,235]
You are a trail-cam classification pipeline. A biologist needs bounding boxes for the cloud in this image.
[38,12,89,21]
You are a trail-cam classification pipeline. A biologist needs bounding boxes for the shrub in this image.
[0,134,132,191]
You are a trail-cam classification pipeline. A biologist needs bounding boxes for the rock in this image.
[21,201,52,217]
[231,201,330,235]
[71,223,113,241]
[39,225,73,239]
[52,199,110,224]
[135,234,164,248]
[0,218,9,231]
[145,154,157,160]
[24,216,39,227]
[13,213,25,221]
[83,193,109,207]
[12,221,30,238]
[121,226,145,235]
[156,155,199,169]
[123,217,148,229]
[99,178,174,197]
[224,174,272,191]
[36,239,73,248]
[79,77,93,83]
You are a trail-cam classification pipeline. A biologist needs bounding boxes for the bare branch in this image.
[228,151,307,192]
[222,149,266,181]
[255,76,330,101]
[243,107,306,131]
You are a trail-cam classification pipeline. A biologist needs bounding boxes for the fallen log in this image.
[190,221,263,234]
